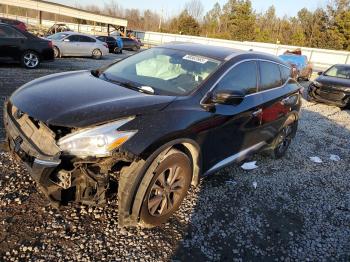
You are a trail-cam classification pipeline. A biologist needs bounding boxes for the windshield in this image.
[47,32,69,40]
[103,48,221,96]
[324,65,350,79]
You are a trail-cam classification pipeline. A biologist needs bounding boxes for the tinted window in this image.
[67,35,80,42]
[96,36,105,42]
[280,65,291,83]
[0,25,24,38]
[107,37,115,41]
[216,61,258,95]
[324,65,350,79]
[259,61,282,91]
[79,36,95,42]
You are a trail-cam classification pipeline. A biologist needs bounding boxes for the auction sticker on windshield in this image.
[183,55,208,64]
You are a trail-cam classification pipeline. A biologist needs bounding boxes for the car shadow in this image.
[169,104,350,260]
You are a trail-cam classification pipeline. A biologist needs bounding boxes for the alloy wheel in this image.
[147,165,186,217]
[92,49,102,59]
[23,53,39,68]
[275,125,292,155]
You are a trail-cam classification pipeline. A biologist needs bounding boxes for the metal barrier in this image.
[143,32,350,70]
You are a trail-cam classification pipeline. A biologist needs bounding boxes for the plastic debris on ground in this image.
[330,154,341,162]
[241,161,258,170]
[309,156,323,163]
[252,181,257,189]
[226,179,237,186]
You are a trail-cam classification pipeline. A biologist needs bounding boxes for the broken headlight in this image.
[57,117,136,158]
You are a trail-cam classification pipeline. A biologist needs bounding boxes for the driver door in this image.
[201,61,265,172]
[61,35,81,56]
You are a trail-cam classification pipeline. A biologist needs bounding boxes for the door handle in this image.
[252,108,262,116]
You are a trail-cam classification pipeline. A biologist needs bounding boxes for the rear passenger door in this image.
[258,61,298,142]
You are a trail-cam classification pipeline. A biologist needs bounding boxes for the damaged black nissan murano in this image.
[4,43,302,227]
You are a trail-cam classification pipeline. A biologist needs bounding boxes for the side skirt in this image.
[203,141,267,176]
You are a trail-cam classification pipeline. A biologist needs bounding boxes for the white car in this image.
[47,32,109,59]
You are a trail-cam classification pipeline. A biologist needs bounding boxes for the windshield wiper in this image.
[101,74,155,95]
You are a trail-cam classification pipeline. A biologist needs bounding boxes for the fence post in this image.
[345,54,350,64]
[309,50,314,63]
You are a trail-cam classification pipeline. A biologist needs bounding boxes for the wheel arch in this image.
[118,138,202,228]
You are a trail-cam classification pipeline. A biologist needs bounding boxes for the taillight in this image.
[48,41,53,48]
[103,43,108,48]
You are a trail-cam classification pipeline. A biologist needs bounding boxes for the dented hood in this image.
[10,70,176,127]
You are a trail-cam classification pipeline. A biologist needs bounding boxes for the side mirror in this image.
[212,90,245,105]
[317,71,323,76]
[63,38,70,42]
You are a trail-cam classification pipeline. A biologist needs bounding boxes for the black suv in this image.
[0,23,54,68]
[4,43,301,227]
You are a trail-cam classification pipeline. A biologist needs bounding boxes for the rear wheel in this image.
[269,121,298,159]
[140,149,192,227]
[92,49,102,59]
[53,46,60,58]
[21,51,40,69]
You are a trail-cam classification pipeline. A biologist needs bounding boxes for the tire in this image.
[21,51,40,69]
[53,46,60,58]
[269,121,298,159]
[92,49,102,59]
[132,46,138,51]
[140,149,192,227]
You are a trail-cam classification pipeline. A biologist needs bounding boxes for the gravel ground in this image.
[0,55,350,261]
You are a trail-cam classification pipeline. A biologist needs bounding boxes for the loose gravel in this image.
[0,55,350,261]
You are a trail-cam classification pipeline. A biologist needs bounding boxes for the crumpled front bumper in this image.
[308,84,350,107]
[3,101,63,206]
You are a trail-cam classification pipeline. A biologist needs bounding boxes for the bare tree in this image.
[104,0,124,17]
[184,0,204,21]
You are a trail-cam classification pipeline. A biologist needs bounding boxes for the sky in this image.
[49,0,327,18]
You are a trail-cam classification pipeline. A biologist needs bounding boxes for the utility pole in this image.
[159,8,163,31]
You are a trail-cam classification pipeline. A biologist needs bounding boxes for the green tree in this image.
[176,10,200,35]
[203,2,222,37]
[222,0,256,41]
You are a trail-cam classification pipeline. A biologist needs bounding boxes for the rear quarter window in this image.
[280,65,291,83]
[259,61,283,91]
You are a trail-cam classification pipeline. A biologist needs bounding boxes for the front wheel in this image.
[21,51,40,69]
[92,49,102,59]
[140,149,192,227]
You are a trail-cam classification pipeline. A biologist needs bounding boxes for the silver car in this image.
[47,32,109,59]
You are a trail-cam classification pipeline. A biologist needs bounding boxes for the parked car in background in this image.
[4,43,301,228]
[122,37,140,51]
[308,64,350,108]
[0,17,27,32]
[96,35,122,53]
[47,32,109,59]
[279,53,313,81]
[46,23,71,36]
[0,23,54,69]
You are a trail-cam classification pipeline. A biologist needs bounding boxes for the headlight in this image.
[58,117,136,158]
